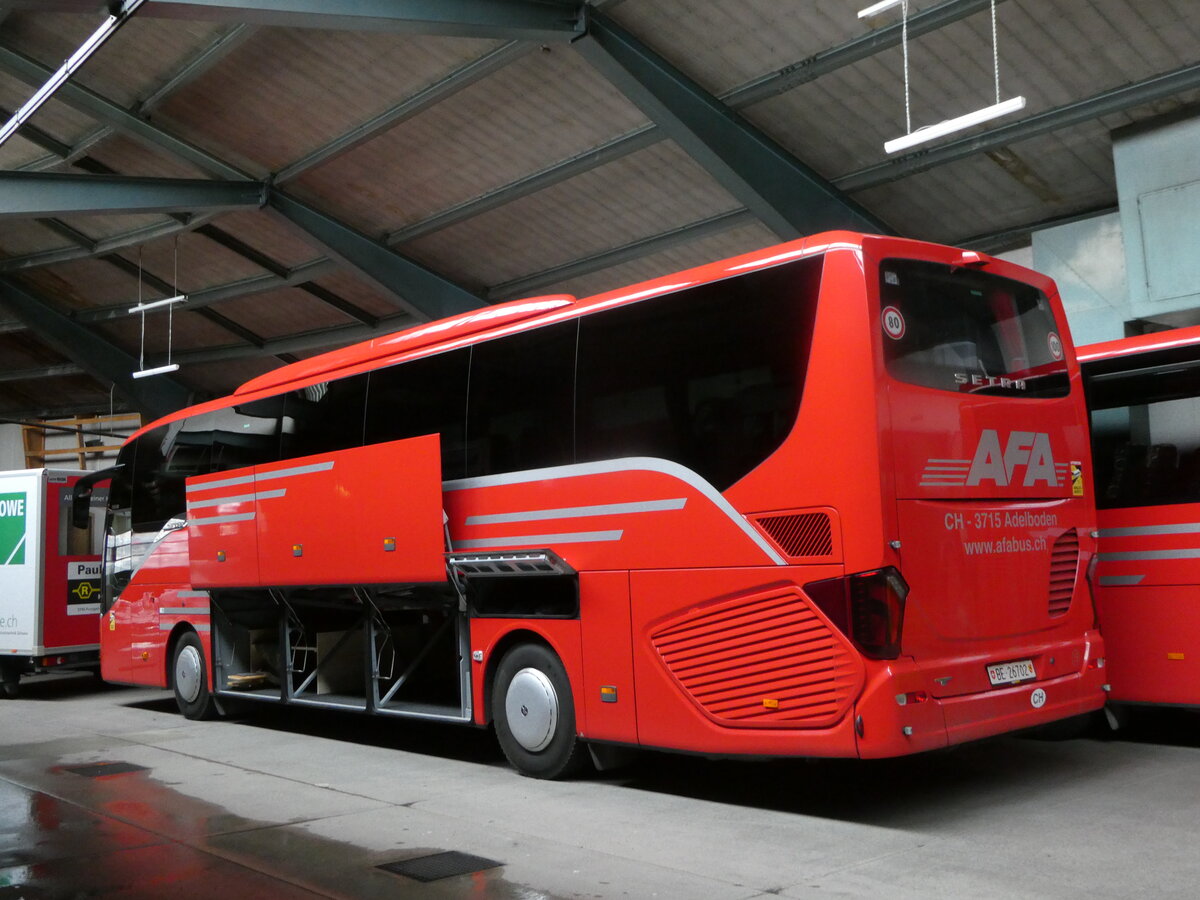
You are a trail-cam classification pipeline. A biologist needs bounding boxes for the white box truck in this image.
[0,468,104,697]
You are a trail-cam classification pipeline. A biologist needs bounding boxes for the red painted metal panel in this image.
[255,436,445,586]
[577,570,637,744]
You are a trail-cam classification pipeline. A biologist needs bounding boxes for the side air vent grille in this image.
[752,510,835,561]
[1048,529,1080,617]
[650,586,863,729]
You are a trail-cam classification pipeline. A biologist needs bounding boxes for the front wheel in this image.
[171,631,217,720]
[492,643,586,779]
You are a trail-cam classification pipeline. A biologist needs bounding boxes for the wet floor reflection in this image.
[0,756,566,899]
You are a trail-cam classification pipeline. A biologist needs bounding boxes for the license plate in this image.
[987,659,1036,686]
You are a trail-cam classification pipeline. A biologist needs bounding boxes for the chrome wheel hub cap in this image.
[505,667,558,752]
[175,644,203,704]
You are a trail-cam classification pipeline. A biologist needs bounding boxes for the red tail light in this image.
[805,567,909,659]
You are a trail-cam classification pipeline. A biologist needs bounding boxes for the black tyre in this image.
[171,631,217,720]
[0,661,18,699]
[492,643,586,779]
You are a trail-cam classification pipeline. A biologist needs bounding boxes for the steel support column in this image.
[267,191,482,321]
[0,278,191,420]
[137,0,584,41]
[0,171,264,217]
[576,10,889,240]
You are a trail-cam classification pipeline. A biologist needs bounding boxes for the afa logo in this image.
[920,430,1068,489]
[966,429,1059,487]
[0,492,26,566]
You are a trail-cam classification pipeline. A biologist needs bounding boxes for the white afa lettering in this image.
[966,429,1059,487]
[0,499,24,517]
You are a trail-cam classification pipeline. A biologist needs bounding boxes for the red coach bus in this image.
[1080,325,1200,713]
[94,231,1107,777]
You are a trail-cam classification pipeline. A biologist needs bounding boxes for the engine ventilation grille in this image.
[752,510,835,561]
[1048,529,1080,616]
[650,586,862,729]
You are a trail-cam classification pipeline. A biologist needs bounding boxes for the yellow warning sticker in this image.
[1070,461,1084,497]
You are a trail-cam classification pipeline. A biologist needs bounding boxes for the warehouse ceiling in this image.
[0,0,1197,421]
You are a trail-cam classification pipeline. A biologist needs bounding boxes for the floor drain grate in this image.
[378,851,503,883]
[62,762,148,778]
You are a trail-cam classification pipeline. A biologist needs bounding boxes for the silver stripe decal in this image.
[466,498,686,526]
[187,472,255,493]
[455,530,624,549]
[1099,523,1200,538]
[1098,576,1145,586]
[159,622,210,632]
[255,461,335,483]
[187,488,285,511]
[1099,549,1200,561]
[159,607,210,616]
[186,461,334,494]
[177,590,210,599]
[189,512,256,526]
[445,457,786,566]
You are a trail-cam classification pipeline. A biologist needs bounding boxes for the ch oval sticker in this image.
[882,306,906,340]
[1030,688,1047,709]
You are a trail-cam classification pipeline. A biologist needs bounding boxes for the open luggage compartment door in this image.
[189,434,447,588]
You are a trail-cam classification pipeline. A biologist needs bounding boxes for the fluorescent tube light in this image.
[858,0,905,18]
[132,364,180,379]
[128,294,187,314]
[0,0,145,149]
[884,95,1026,154]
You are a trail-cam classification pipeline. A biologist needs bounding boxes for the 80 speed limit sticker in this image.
[882,306,906,340]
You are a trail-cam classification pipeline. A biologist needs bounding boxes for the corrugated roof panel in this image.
[307,270,412,320]
[547,221,780,301]
[155,28,498,173]
[287,45,649,235]
[399,140,741,289]
[208,285,357,340]
[200,210,325,271]
[609,0,853,98]
[96,308,247,355]
[0,219,80,257]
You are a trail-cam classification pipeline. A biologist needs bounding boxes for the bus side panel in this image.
[1099,584,1200,705]
[1097,504,1200,706]
[577,570,638,744]
[629,566,863,757]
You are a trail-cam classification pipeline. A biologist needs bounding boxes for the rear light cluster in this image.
[805,567,909,659]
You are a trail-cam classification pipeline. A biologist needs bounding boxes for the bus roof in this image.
[1077,324,1200,365]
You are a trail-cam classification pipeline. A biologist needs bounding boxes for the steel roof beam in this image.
[0,277,192,419]
[0,171,265,217]
[266,190,482,321]
[136,0,584,41]
[0,363,85,383]
[575,10,888,240]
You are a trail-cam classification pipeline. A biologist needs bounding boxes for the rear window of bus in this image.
[879,259,1069,398]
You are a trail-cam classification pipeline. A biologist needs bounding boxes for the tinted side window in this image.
[205,399,286,471]
[576,256,820,491]
[365,349,470,479]
[467,320,577,477]
[1087,355,1200,508]
[281,374,368,459]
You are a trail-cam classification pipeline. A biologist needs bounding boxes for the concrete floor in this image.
[1,674,1197,899]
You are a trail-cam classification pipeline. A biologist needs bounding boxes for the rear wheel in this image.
[0,661,18,699]
[493,643,586,779]
[171,631,217,720]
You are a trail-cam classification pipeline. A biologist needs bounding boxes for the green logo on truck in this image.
[0,492,26,565]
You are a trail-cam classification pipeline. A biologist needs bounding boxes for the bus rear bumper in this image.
[855,631,1108,758]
